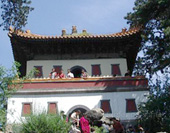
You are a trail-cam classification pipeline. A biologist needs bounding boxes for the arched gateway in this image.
[70,66,87,78]
[67,105,90,118]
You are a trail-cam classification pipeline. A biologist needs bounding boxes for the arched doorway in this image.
[70,66,87,78]
[67,105,90,118]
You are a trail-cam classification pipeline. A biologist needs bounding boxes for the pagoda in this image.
[7,26,149,126]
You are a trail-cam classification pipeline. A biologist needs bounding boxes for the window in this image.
[22,103,32,116]
[34,66,43,78]
[111,64,121,76]
[92,64,101,76]
[126,99,137,112]
[53,65,62,73]
[48,102,58,114]
[100,100,112,113]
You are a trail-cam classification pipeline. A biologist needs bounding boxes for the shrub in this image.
[19,113,71,133]
[92,126,105,133]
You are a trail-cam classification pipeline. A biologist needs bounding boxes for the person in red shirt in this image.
[59,69,65,78]
[80,114,90,133]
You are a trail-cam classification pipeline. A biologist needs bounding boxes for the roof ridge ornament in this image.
[8,26,141,39]
[26,30,31,34]
[122,28,127,33]
[72,26,77,34]
[82,29,87,33]
[62,29,66,36]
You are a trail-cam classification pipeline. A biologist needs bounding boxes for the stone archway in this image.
[70,66,87,78]
[66,105,90,118]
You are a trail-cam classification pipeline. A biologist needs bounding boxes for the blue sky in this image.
[0,0,135,68]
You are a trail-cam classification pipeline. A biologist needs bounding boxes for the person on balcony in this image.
[124,70,131,77]
[81,69,88,78]
[66,69,74,78]
[59,69,65,78]
[49,68,58,79]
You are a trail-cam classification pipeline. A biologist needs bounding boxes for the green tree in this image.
[125,1,170,132]
[137,79,170,132]
[0,0,34,31]
[0,62,21,130]
[125,0,170,75]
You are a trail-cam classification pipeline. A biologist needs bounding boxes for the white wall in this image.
[7,91,149,124]
[27,58,127,77]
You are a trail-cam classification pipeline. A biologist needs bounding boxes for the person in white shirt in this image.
[49,68,58,79]
[66,69,74,78]
[70,110,81,133]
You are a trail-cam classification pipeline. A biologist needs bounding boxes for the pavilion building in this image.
[7,26,149,125]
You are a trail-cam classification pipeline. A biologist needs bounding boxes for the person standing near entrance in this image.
[70,110,81,133]
[80,113,90,133]
[67,69,74,78]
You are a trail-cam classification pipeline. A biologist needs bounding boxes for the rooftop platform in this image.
[14,76,149,95]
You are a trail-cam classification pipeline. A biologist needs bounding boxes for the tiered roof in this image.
[8,26,142,77]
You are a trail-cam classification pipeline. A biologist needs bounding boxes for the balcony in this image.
[14,76,149,95]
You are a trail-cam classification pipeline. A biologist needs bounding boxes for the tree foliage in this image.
[126,1,170,132]
[137,79,170,132]
[125,0,170,75]
[18,113,71,133]
[0,0,34,30]
[0,62,22,130]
